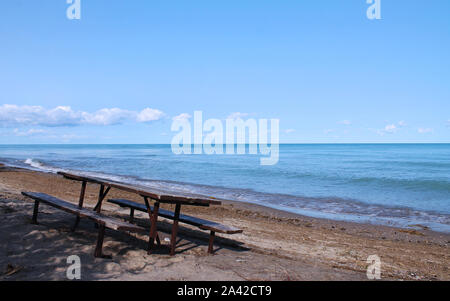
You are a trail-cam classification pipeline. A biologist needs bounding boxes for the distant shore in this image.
[0,165,449,280]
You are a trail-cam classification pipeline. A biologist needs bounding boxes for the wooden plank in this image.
[178,214,243,234]
[109,198,146,210]
[108,198,243,234]
[22,192,145,233]
[57,171,222,206]
[23,192,80,211]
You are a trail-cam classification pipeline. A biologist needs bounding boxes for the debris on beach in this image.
[398,229,425,236]
[4,263,23,277]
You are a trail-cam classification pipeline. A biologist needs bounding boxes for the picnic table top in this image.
[57,171,222,206]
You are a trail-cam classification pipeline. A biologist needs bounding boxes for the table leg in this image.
[147,201,160,254]
[208,231,216,254]
[94,224,105,257]
[170,204,181,256]
[72,181,86,231]
[143,197,161,247]
[93,185,110,213]
[129,208,135,224]
[32,200,40,224]
[95,185,104,212]
[93,185,111,229]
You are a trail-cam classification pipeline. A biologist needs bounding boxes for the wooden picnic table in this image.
[57,171,222,255]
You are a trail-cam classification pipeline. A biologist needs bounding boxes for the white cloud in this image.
[324,129,335,134]
[43,133,87,141]
[418,128,433,134]
[13,128,46,137]
[284,129,295,134]
[447,120,450,127]
[375,121,407,136]
[227,112,249,120]
[0,104,164,127]
[0,105,78,127]
[172,113,191,122]
[82,108,135,125]
[136,108,164,123]
[338,120,351,125]
[384,124,397,133]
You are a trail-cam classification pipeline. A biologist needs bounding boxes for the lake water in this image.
[1,144,449,232]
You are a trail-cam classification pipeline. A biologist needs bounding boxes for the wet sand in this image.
[0,166,448,280]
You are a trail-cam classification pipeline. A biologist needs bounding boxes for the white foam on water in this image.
[23,158,62,173]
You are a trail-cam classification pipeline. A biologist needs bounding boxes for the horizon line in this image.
[0,142,449,146]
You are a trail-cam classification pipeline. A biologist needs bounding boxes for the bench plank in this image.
[108,198,243,234]
[22,192,145,233]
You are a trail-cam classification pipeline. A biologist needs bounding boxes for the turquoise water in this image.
[1,144,449,232]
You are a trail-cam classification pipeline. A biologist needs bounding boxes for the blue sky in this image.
[0,0,449,144]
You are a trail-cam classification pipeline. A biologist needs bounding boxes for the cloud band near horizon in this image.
[0,104,164,127]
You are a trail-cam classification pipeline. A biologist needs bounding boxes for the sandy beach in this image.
[0,165,448,281]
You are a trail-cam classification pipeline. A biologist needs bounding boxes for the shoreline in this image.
[2,161,448,234]
[1,163,445,235]
[0,166,449,280]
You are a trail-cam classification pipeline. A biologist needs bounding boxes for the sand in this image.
[0,165,448,281]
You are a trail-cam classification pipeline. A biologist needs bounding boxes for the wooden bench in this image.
[22,192,145,258]
[108,198,243,254]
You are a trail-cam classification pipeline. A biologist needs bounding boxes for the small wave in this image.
[24,158,45,169]
[23,158,61,173]
[350,176,450,192]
